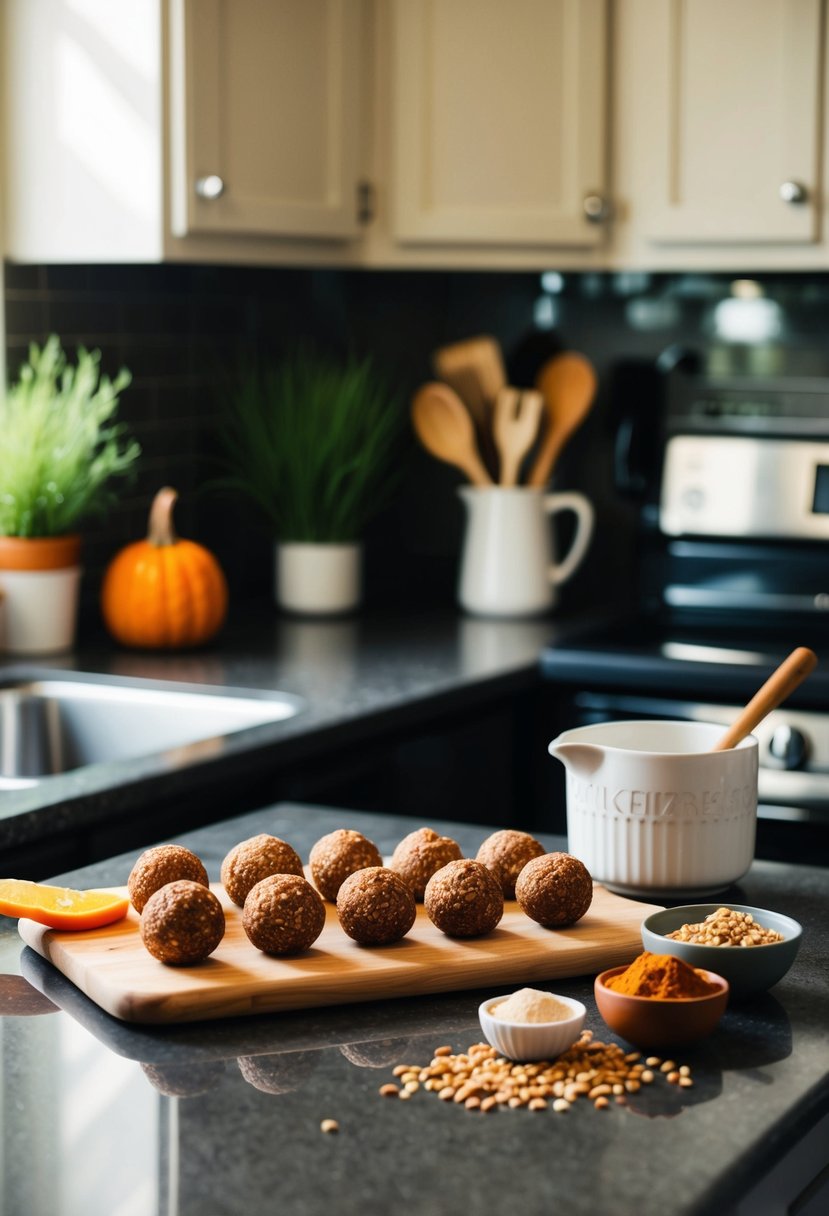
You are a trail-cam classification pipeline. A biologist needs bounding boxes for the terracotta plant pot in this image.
[0,535,82,655]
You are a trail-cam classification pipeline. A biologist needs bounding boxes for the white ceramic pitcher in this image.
[458,487,594,617]
[548,719,759,896]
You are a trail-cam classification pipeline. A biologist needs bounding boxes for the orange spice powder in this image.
[607,952,719,999]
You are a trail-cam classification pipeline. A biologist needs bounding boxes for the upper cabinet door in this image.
[636,0,823,245]
[169,0,365,241]
[390,0,608,247]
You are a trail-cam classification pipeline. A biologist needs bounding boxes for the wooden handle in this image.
[712,646,818,751]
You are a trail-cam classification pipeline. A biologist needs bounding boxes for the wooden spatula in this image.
[432,335,506,477]
[432,335,507,429]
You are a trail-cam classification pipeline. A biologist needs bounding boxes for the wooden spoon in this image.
[527,352,598,488]
[493,387,544,486]
[411,382,493,487]
[712,646,818,751]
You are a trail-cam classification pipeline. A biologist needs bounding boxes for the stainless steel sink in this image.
[0,673,303,788]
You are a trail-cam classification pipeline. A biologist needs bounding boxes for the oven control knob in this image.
[767,724,808,769]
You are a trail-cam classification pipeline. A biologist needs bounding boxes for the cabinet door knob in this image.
[195,175,226,201]
[583,192,611,223]
[779,180,808,205]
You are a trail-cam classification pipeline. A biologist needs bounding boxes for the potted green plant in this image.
[218,349,401,615]
[0,336,140,653]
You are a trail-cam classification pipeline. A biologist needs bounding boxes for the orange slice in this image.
[0,879,130,931]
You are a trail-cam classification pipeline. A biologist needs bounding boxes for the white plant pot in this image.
[0,534,83,655]
[275,543,362,616]
[0,566,83,655]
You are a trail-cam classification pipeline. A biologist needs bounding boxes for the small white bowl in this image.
[478,992,586,1061]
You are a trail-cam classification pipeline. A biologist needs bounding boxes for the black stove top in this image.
[542,614,829,706]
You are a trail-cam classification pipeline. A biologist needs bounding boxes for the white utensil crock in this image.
[458,487,594,617]
[549,719,759,897]
[275,542,361,616]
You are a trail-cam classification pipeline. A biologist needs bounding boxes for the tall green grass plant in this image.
[218,351,402,543]
[0,337,140,537]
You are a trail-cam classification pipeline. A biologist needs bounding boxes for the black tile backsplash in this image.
[5,261,826,634]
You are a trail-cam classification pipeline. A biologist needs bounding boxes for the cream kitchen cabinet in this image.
[169,0,366,243]
[1,0,370,264]
[385,0,609,253]
[612,0,829,268]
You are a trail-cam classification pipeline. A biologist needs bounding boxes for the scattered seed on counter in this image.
[320,1119,339,1134]
[376,1031,695,1114]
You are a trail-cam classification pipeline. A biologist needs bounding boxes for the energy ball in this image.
[424,859,503,938]
[220,834,304,907]
[242,874,326,955]
[476,829,545,899]
[336,866,416,946]
[515,852,593,928]
[128,845,209,913]
[140,880,225,965]
[390,827,463,901]
[309,829,382,902]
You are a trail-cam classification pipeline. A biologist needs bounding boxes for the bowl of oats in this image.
[641,903,802,999]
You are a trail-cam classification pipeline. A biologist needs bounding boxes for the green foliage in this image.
[217,350,402,542]
[0,336,140,537]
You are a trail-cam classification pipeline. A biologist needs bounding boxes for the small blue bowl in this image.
[641,903,802,999]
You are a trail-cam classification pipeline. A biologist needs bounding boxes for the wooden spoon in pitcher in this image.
[713,646,818,751]
[411,382,493,487]
[527,352,597,488]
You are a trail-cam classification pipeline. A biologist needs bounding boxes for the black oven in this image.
[542,351,829,866]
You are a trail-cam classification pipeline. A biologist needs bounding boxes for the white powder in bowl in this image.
[489,988,573,1024]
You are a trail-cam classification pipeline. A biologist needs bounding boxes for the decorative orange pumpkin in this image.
[101,487,228,648]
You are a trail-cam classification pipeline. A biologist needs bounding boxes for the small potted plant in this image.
[0,336,140,653]
[217,349,401,615]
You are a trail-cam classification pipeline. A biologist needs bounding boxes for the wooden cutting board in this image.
[18,883,659,1024]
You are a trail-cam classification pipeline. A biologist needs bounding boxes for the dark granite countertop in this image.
[0,607,563,856]
[1,802,827,1216]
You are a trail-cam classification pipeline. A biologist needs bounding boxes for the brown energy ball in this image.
[515,852,593,928]
[140,880,225,965]
[309,829,382,902]
[220,834,304,907]
[476,829,546,899]
[424,859,504,938]
[390,827,463,901]
[336,866,416,946]
[242,874,326,955]
[128,845,209,913]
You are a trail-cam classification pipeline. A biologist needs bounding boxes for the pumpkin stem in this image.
[147,487,179,547]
